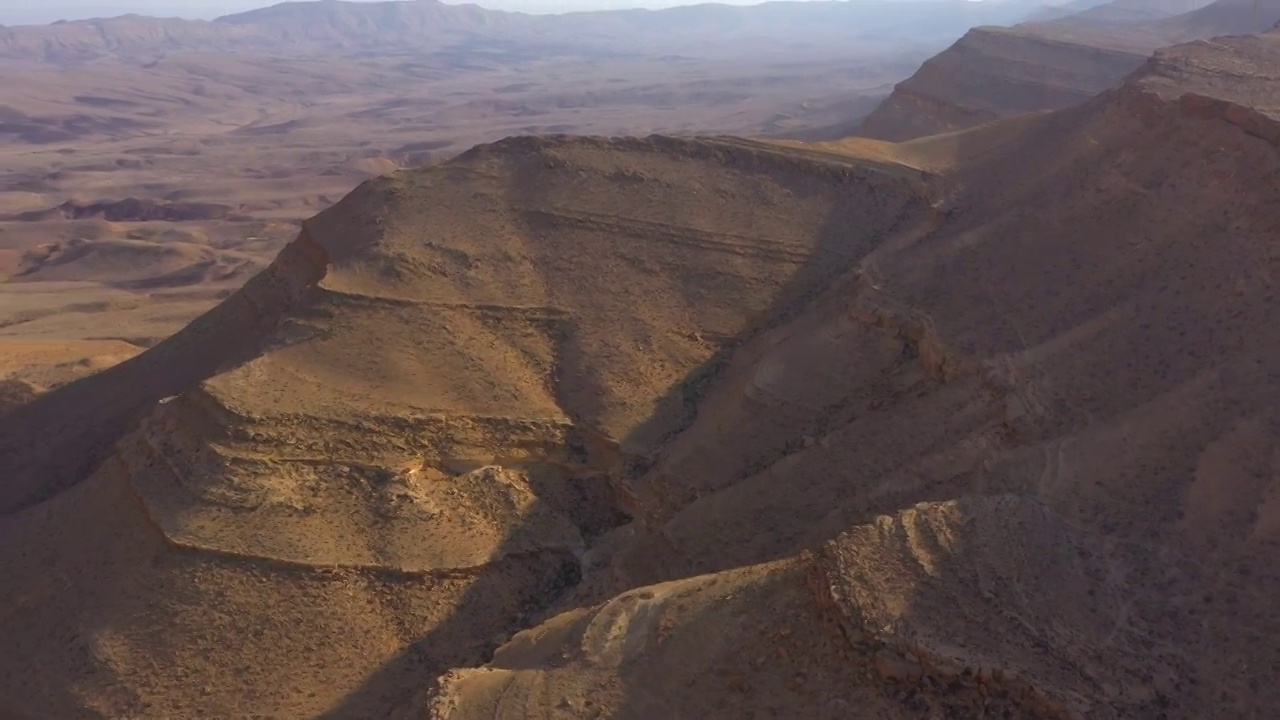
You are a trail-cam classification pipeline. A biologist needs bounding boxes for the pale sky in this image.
[1,0,788,26]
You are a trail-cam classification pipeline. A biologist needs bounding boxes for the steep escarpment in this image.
[1125,31,1280,115]
[629,29,1280,560]
[856,26,1154,141]
[0,134,934,718]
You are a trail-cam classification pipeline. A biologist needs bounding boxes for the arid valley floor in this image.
[5,0,1280,718]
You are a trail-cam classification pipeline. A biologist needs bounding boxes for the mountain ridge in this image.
[6,20,1280,720]
[0,0,1050,64]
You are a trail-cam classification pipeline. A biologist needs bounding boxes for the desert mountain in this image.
[856,0,1280,140]
[437,30,1280,717]
[5,20,1280,718]
[0,134,933,717]
[0,0,1046,64]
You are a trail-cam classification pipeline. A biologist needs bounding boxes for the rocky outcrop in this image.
[0,378,37,413]
[811,497,1188,719]
[429,497,1197,719]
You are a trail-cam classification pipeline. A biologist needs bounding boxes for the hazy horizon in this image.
[2,0,811,26]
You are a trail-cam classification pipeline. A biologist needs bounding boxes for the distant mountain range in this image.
[0,0,1066,64]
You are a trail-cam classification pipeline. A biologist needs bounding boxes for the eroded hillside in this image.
[4,27,1280,720]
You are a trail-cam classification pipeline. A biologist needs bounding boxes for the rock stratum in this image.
[5,28,1280,720]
